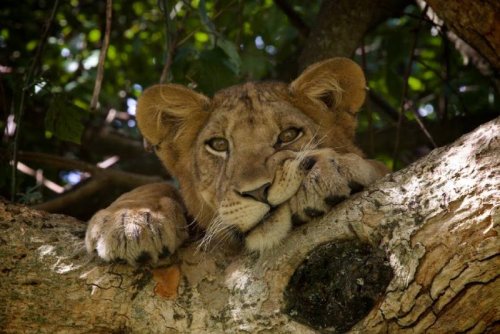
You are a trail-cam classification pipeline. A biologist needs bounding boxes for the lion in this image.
[85,57,388,265]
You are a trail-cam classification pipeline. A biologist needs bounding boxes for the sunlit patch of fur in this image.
[245,204,292,253]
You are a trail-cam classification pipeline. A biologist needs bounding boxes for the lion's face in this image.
[136,58,384,252]
[194,84,321,249]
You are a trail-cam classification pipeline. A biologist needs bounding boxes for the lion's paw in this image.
[290,149,385,224]
[85,194,189,266]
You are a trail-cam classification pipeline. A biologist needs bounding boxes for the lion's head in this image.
[136,57,385,252]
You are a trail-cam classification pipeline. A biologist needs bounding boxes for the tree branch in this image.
[10,151,164,214]
[298,0,410,69]
[1,117,498,332]
[32,177,109,213]
[424,0,500,71]
[273,0,310,38]
[90,0,113,111]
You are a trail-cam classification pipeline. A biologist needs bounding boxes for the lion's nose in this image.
[239,182,271,203]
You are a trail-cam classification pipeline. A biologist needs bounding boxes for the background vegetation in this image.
[0,0,497,218]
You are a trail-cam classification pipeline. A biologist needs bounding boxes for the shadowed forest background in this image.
[0,0,498,220]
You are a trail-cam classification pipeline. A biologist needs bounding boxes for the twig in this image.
[415,58,468,114]
[273,0,309,37]
[409,108,437,148]
[0,80,7,121]
[10,0,60,201]
[160,0,177,84]
[441,25,450,122]
[198,0,221,40]
[176,1,236,47]
[392,5,428,171]
[403,11,443,28]
[368,91,399,121]
[90,0,113,111]
[160,37,177,84]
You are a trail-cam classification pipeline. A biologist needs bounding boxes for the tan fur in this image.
[86,57,388,264]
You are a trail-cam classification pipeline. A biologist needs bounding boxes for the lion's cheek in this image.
[198,187,219,211]
[245,204,292,253]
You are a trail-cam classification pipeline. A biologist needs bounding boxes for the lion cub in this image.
[85,57,387,265]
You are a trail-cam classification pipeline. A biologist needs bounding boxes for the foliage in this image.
[0,0,497,205]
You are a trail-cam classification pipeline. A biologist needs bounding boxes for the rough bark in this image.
[1,117,499,333]
[299,0,410,69]
[425,0,500,71]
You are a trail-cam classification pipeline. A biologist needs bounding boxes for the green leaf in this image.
[241,50,269,80]
[198,0,217,37]
[216,38,241,75]
[194,48,239,95]
[45,94,86,144]
[26,40,38,51]
[88,29,101,43]
[195,32,209,43]
[408,76,425,91]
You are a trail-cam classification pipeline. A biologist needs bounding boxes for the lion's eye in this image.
[278,128,302,144]
[206,137,229,152]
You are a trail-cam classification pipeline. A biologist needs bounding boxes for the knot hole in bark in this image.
[283,240,393,333]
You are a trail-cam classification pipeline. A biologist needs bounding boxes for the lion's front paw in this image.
[85,189,189,266]
[290,150,386,224]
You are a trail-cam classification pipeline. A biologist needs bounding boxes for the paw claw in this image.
[348,181,364,194]
[136,251,153,265]
[304,207,325,218]
[324,195,347,206]
[158,246,171,259]
[291,213,307,227]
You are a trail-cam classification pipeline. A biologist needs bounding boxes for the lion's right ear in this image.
[136,84,210,147]
[290,57,366,115]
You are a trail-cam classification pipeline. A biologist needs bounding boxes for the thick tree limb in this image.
[1,118,498,333]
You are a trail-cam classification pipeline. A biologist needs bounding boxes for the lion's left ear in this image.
[290,57,366,114]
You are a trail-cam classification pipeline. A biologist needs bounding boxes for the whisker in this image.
[176,201,205,231]
[295,131,327,163]
[196,213,233,253]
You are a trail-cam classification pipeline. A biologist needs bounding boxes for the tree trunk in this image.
[298,0,410,69]
[1,117,498,333]
[425,0,500,71]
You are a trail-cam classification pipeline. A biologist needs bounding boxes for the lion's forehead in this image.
[203,83,314,139]
[212,81,289,107]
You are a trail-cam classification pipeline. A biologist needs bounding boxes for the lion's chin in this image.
[244,203,292,253]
